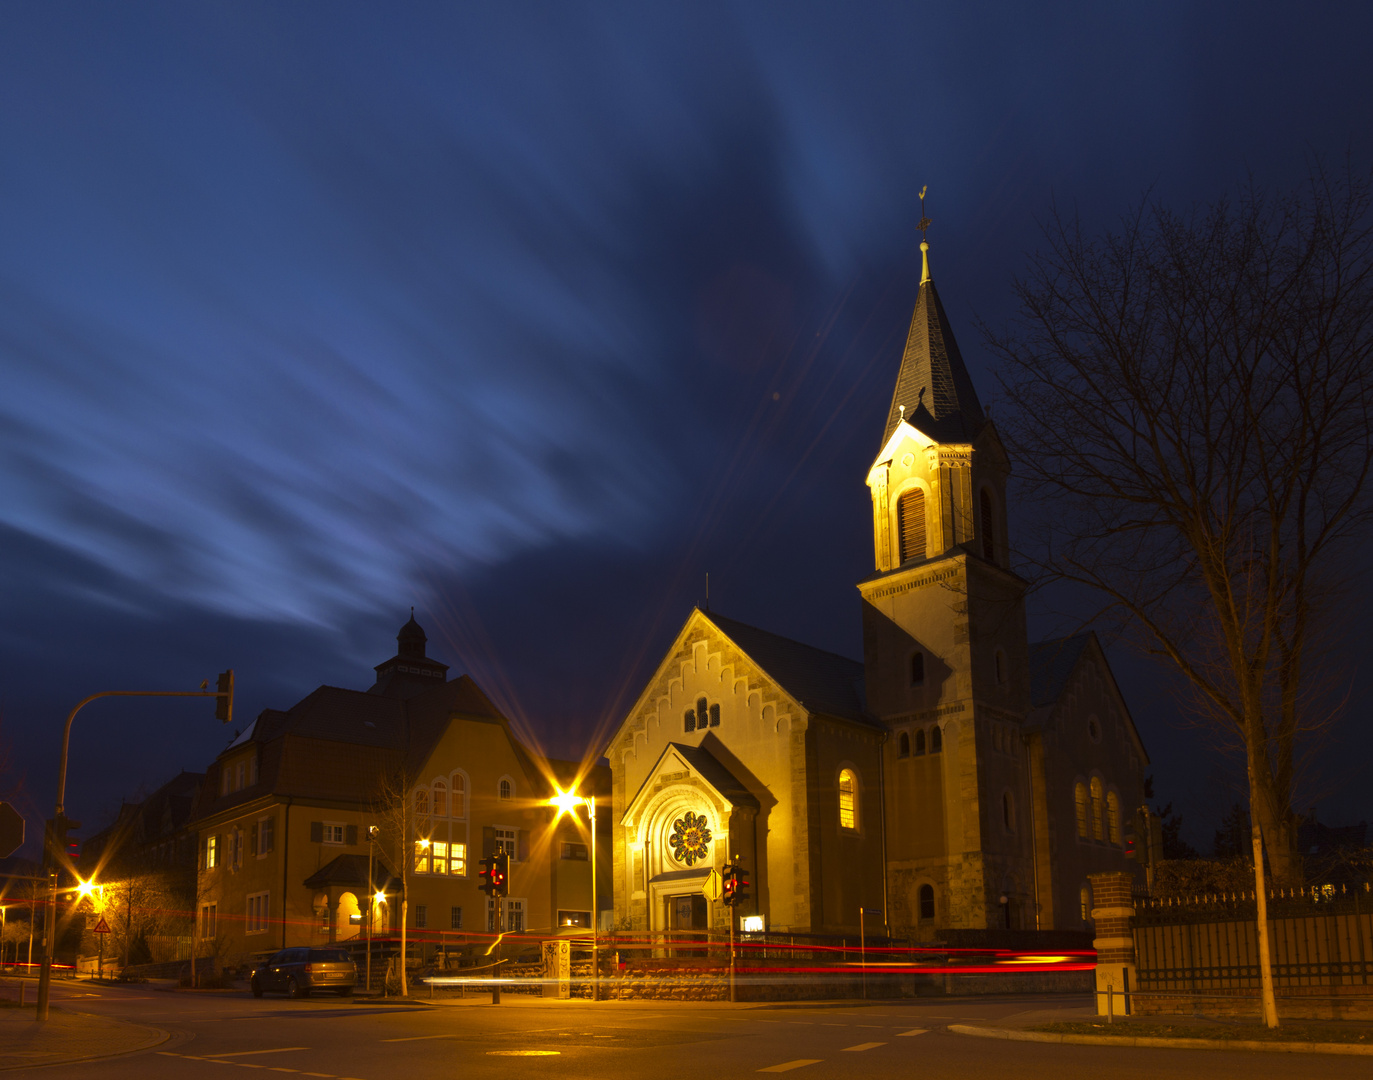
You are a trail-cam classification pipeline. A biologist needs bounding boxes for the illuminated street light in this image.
[76,879,95,901]
[546,786,599,1001]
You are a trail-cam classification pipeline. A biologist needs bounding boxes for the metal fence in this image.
[1134,883,1373,993]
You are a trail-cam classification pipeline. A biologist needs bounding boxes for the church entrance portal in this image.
[667,893,707,931]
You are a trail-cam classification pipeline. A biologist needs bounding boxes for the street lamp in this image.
[549,788,598,1001]
[366,825,380,994]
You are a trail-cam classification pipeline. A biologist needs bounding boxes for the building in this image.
[607,236,1149,938]
[190,616,608,968]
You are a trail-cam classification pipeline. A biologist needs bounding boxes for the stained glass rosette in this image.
[668,811,712,866]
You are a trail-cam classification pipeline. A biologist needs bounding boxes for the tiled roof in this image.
[1027,633,1093,708]
[302,852,398,891]
[703,611,874,727]
[667,743,760,809]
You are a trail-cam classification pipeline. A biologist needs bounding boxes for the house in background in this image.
[189,615,608,969]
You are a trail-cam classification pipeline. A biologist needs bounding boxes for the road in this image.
[18,980,1370,1079]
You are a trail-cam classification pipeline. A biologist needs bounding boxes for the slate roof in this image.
[666,743,760,809]
[302,851,398,892]
[702,611,873,727]
[1027,633,1092,708]
[881,267,986,448]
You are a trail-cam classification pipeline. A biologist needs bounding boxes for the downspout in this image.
[878,730,890,931]
[281,797,293,950]
[1022,734,1041,930]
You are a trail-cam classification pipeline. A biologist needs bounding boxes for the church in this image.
[607,235,1149,938]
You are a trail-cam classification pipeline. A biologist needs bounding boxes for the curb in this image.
[0,1011,170,1072]
[949,1023,1373,1057]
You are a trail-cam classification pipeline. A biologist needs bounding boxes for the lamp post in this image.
[549,789,599,1001]
[366,826,380,994]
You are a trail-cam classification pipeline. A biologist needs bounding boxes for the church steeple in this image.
[880,238,985,448]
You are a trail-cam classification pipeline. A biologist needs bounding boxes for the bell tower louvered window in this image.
[897,489,926,563]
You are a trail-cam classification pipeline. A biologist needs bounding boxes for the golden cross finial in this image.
[917,185,932,240]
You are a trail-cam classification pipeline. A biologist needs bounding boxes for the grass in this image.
[1033,1020,1373,1044]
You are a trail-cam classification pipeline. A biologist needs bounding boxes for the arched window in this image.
[1080,884,1092,924]
[1002,791,1015,832]
[1074,783,1089,838]
[910,651,925,686]
[930,725,943,753]
[898,488,926,563]
[451,773,466,819]
[415,788,430,817]
[499,778,513,802]
[994,649,1007,686]
[696,697,709,731]
[898,732,910,758]
[914,728,926,755]
[1090,778,1104,841]
[1107,792,1121,845]
[432,780,447,818]
[980,488,996,562]
[838,769,858,830]
[919,884,935,921]
[709,703,720,728]
[684,708,695,733]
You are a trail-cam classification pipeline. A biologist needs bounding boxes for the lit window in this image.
[838,769,858,830]
[1075,783,1089,839]
[499,778,513,801]
[451,842,466,876]
[205,835,219,869]
[1090,778,1104,841]
[414,839,431,875]
[431,841,449,876]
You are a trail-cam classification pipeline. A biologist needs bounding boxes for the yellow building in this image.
[191,616,608,969]
[608,237,1149,937]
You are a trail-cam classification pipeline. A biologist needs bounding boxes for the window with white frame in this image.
[506,898,524,933]
[199,902,217,938]
[495,827,516,858]
[432,779,447,818]
[451,773,467,819]
[257,815,274,857]
[498,777,513,801]
[323,823,345,845]
[246,892,269,934]
[204,835,219,869]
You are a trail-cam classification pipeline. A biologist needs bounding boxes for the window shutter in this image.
[898,489,926,562]
[517,829,529,864]
[482,826,495,857]
[250,822,259,856]
[346,824,358,846]
[310,821,324,843]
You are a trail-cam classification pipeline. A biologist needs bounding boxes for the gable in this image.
[622,741,760,827]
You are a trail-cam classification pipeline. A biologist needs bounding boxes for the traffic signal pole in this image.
[37,678,233,1021]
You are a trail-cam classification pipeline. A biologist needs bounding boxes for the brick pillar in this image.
[1088,871,1135,1016]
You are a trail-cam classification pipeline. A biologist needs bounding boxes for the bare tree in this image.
[989,166,1373,890]
[372,763,415,996]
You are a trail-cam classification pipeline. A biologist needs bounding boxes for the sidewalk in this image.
[0,1006,168,1070]
[950,1009,1373,1057]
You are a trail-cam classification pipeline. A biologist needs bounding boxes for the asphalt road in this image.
[22,981,1371,1079]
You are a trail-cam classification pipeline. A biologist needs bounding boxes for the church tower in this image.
[858,228,1036,932]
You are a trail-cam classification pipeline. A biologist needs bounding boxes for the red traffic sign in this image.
[0,802,23,859]
[92,917,111,934]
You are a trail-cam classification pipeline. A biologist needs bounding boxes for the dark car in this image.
[251,947,357,999]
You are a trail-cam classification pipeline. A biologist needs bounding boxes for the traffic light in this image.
[42,815,81,870]
[478,854,497,896]
[491,852,509,898]
[215,669,235,724]
[722,860,750,906]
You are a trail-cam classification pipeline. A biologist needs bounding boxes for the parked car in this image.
[250,947,357,999]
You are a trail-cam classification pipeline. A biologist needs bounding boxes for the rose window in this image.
[668,811,712,866]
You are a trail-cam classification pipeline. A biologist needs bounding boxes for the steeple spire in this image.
[880,191,984,448]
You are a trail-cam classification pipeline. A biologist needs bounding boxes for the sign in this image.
[702,868,722,902]
[92,917,111,934]
[0,803,23,859]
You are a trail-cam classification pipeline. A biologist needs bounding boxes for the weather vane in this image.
[917,185,932,241]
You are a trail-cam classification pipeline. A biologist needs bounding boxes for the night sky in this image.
[3,3,1371,858]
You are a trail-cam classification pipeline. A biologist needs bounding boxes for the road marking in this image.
[842,1042,885,1051]
[896,1028,928,1036]
[487,1051,561,1056]
[758,1061,822,1073]
[211,1048,311,1058]
[382,1034,455,1043]
[857,1024,884,1028]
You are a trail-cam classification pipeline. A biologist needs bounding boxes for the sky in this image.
[2,2,1371,857]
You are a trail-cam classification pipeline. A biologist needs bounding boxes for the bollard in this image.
[1106,983,1114,1023]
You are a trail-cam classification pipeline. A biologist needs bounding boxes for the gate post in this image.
[1089,871,1136,1017]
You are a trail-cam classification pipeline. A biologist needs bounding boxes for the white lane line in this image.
[896,1028,928,1036]
[381,1034,455,1043]
[758,1060,822,1073]
[210,1048,311,1058]
[842,1042,885,1051]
